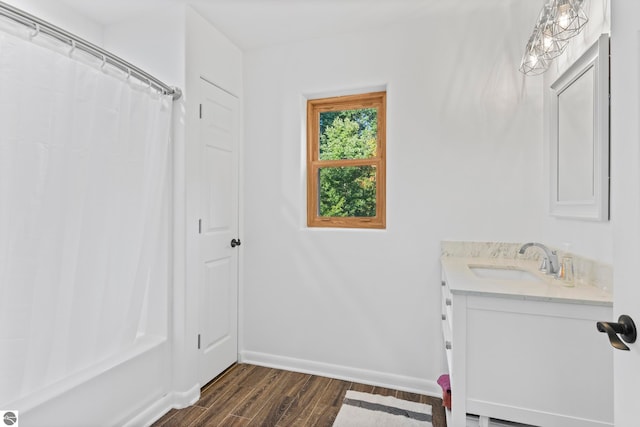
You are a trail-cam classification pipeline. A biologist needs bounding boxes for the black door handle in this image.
[597,315,637,351]
[231,238,241,248]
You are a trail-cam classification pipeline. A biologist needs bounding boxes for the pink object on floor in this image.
[437,374,450,391]
[437,374,452,410]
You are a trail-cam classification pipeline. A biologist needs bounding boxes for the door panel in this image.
[202,259,231,349]
[198,78,239,386]
[611,2,640,425]
[204,146,232,230]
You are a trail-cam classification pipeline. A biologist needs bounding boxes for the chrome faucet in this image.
[518,242,560,276]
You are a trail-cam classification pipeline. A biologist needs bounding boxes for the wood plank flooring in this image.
[152,364,446,427]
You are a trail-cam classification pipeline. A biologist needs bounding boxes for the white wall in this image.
[103,5,186,89]
[2,1,185,93]
[242,1,543,393]
[1,0,102,43]
[541,0,613,264]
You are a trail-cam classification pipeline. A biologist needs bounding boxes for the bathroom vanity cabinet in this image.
[441,258,613,427]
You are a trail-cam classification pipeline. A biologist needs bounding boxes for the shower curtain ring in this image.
[100,54,107,69]
[68,40,76,57]
[29,23,40,39]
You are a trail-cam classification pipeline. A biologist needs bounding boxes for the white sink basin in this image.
[469,265,544,283]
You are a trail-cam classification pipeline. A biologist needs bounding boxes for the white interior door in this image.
[197,78,240,386]
[610,1,640,425]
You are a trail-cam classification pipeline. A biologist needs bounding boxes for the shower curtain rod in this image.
[0,1,182,101]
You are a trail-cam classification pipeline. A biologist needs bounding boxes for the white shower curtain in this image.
[0,28,173,404]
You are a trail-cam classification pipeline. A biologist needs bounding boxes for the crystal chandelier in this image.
[519,0,588,76]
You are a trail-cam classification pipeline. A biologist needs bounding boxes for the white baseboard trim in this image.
[240,351,441,398]
[125,383,201,427]
[123,394,172,427]
[170,383,202,409]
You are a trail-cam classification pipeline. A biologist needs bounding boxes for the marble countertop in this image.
[441,257,613,306]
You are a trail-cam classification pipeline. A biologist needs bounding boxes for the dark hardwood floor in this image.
[152,363,446,427]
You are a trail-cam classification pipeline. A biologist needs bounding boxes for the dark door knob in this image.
[230,238,241,248]
[597,315,637,351]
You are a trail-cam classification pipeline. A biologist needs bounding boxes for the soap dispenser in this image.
[560,243,574,286]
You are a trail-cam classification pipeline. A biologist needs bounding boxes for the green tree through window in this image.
[318,109,377,217]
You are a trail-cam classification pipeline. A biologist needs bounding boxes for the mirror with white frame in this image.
[549,34,609,221]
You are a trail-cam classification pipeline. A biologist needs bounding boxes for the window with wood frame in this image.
[307,91,386,229]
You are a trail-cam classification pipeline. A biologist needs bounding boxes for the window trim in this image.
[306,91,386,229]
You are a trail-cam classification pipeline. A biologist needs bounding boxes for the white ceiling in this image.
[58,0,514,51]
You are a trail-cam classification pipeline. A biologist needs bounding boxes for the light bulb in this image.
[558,13,570,29]
[551,0,588,40]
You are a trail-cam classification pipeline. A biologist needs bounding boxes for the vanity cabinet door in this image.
[463,296,613,427]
